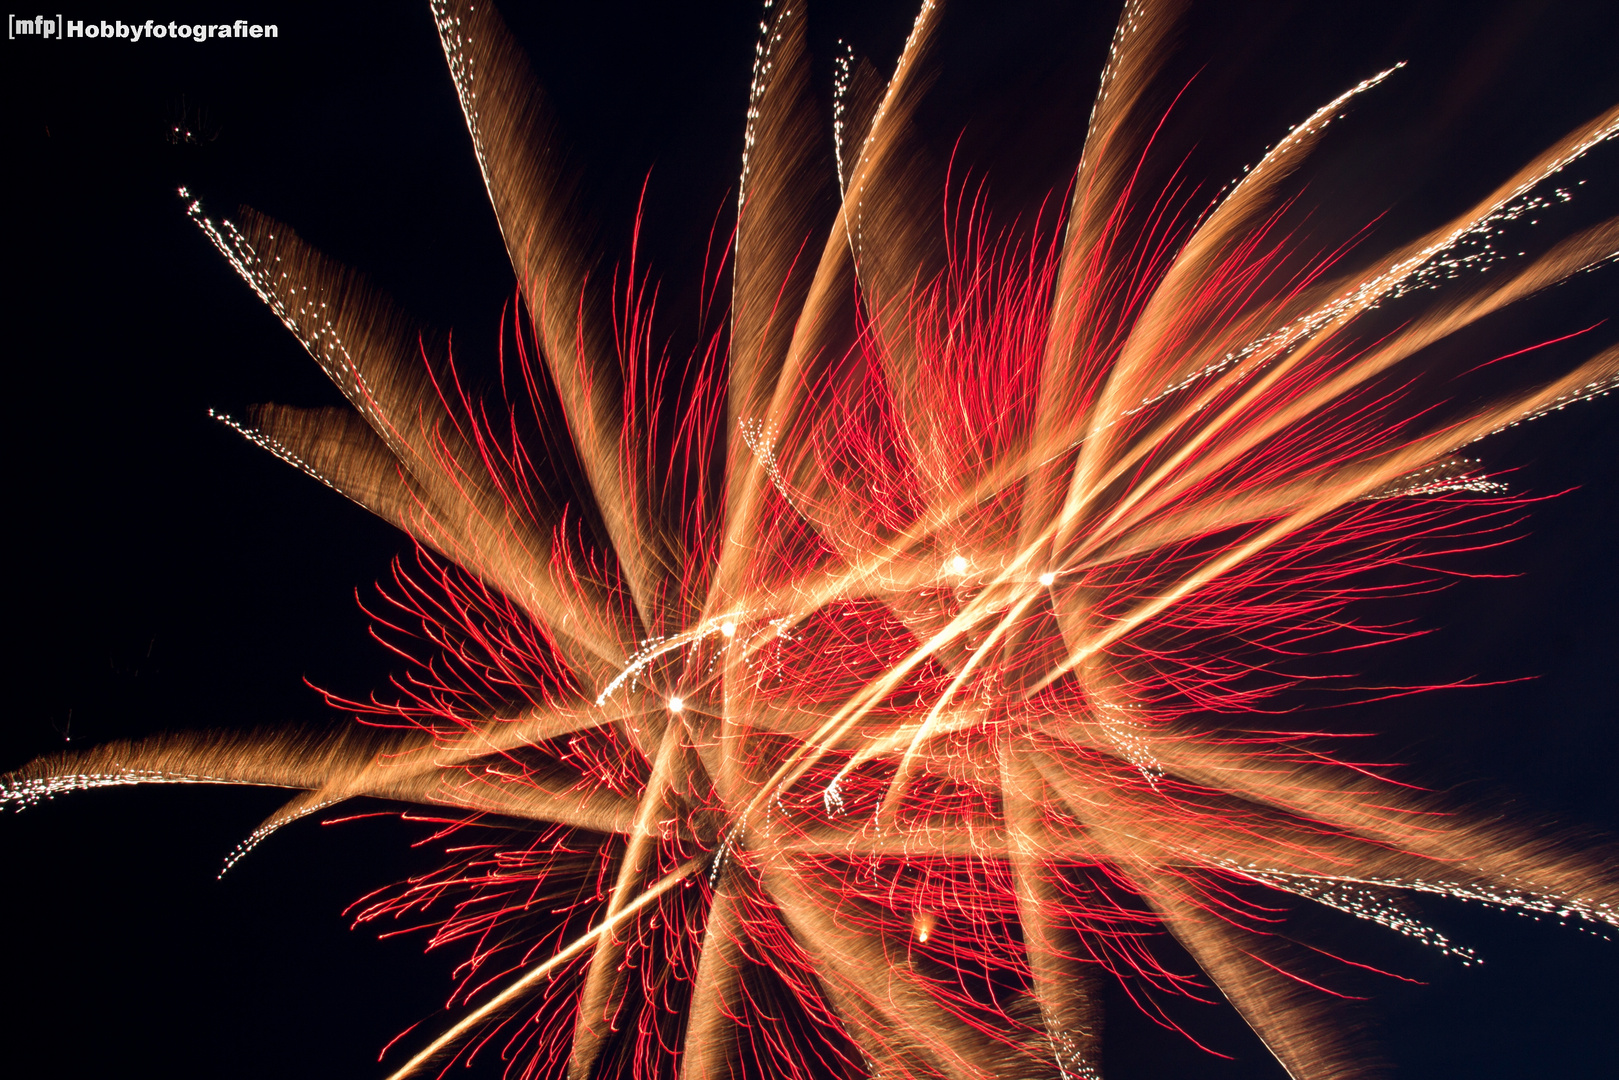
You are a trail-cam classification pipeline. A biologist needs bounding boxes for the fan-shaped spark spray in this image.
[7,2,1618,1078]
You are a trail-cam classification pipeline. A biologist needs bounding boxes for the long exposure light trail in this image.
[5,1,1617,1078]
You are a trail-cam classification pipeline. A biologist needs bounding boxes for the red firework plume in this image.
[6,2,1618,1079]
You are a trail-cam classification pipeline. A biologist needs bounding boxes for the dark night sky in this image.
[3,2,1616,1077]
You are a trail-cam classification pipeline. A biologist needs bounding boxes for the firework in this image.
[6,2,1617,1078]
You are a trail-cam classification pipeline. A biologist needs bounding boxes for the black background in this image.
[4,2,1616,1077]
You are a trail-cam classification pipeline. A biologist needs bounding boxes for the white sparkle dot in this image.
[668,696,684,713]
[720,621,736,638]
[1039,572,1056,586]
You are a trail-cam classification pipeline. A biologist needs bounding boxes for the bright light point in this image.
[950,555,968,574]
[1039,572,1056,586]
[720,620,736,638]
[668,696,684,713]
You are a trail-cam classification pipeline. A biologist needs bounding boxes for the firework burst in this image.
[7,2,1618,1078]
